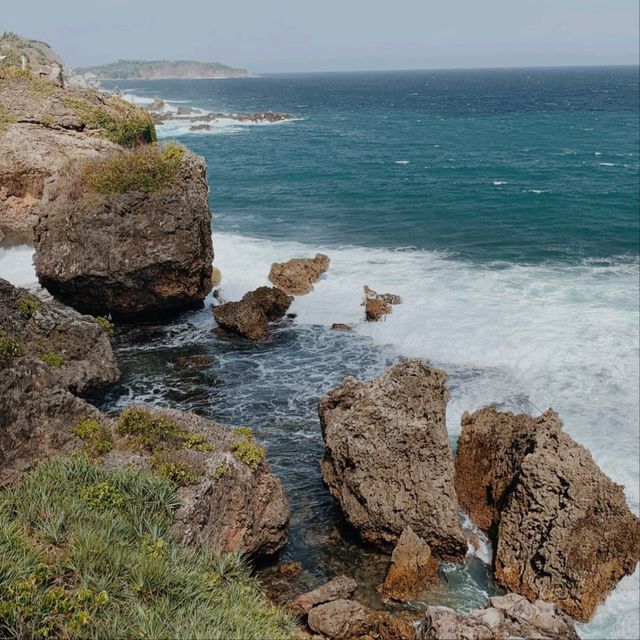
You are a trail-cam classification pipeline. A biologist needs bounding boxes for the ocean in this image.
[2,66,638,639]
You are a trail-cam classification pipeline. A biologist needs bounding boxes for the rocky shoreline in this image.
[1,34,638,640]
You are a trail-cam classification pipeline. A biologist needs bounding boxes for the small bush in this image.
[234,426,254,438]
[80,142,184,195]
[95,316,113,334]
[181,432,215,452]
[231,438,266,470]
[213,463,227,480]
[0,332,20,365]
[40,352,64,368]
[81,481,127,510]
[153,461,199,487]
[71,418,113,456]
[18,294,42,318]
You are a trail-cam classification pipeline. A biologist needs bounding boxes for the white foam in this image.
[492,180,508,186]
[599,162,615,167]
[0,245,36,287]
[394,160,410,165]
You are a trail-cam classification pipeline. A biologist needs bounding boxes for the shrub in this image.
[0,457,297,639]
[40,352,64,368]
[95,316,113,334]
[234,426,254,438]
[0,332,19,365]
[80,142,184,195]
[18,294,42,318]
[71,418,113,456]
[153,461,199,487]
[231,438,266,470]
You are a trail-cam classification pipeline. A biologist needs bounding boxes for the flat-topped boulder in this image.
[416,593,580,640]
[34,144,214,319]
[213,286,292,341]
[268,253,329,295]
[319,359,467,560]
[288,575,358,617]
[455,406,640,621]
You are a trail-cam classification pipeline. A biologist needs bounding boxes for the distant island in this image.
[74,59,250,80]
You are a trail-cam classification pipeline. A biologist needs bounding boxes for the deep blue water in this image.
[109,67,639,264]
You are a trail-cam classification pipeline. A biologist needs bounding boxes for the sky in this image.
[2,0,639,73]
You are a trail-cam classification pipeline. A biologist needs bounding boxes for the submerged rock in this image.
[34,147,213,319]
[378,526,439,602]
[288,575,358,617]
[319,359,467,560]
[306,599,414,640]
[268,253,330,295]
[455,406,640,621]
[416,593,580,640]
[330,323,351,331]
[213,286,293,341]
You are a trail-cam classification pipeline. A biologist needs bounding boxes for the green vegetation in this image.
[153,460,199,487]
[116,407,213,453]
[74,59,248,80]
[0,103,16,135]
[213,463,227,480]
[18,294,42,318]
[234,426,254,438]
[0,457,297,639]
[71,419,114,456]
[80,143,184,195]
[62,95,156,147]
[40,353,64,368]
[231,438,266,470]
[95,316,113,334]
[0,332,20,365]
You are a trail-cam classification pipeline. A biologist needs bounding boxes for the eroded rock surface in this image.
[455,407,640,621]
[288,575,358,617]
[34,150,213,319]
[213,286,292,341]
[363,285,402,322]
[306,599,414,640]
[378,526,439,602]
[268,253,330,295]
[416,593,580,640]
[319,359,466,559]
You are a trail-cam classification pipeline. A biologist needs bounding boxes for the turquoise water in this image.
[82,69,639,638]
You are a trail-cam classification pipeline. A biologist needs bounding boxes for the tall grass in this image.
[0,457,298,639]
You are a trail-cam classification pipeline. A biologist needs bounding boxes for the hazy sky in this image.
[3,0,639,72]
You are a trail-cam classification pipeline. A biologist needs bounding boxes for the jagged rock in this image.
[213,286,292,341]
[330,323,351,331]
[455,407,640,621]
[415,593,580,640]
[149,97,165,111]
[288,575,358,617]
[0,278,119,483]
[363,285,401,322]
[211,267,222,287]
[378,526,439,601]
[319,359,467,559]
[117,406,290,558]
[34,150,214,319]
[268,253,330,295]
[306,599,414,640]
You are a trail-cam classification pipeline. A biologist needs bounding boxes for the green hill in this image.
[75,59,249,80]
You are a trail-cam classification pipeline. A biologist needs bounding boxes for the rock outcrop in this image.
[34,146,213,319]
[268,253,330,295]
[415,593,580,640]
[378,526,439,601]
[455,407,640,621]
[288,576,358,617]
[213,286,293,341]
[0,62,156,238]
[306,599,414,640]
[319,359,466,560]
[363,285,401,322]
[0,278,119,483]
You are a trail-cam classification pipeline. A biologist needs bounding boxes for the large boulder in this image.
[378,526,439,601]
[288,575,358,617]
[416,593,579,640]
[213,286,292,341]
[455,407,640,621]
[0,61,155,239]
[268,253,329,295]
[319,359,466,560]
[306,599,414,640]
[34,145,214,319]
[363,285,401,322]
[0,278,119,483]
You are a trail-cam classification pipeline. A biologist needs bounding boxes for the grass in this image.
[0,457,298,639]
[79,143,184,195]
[0,103,16,135]
[116,407,213,453]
